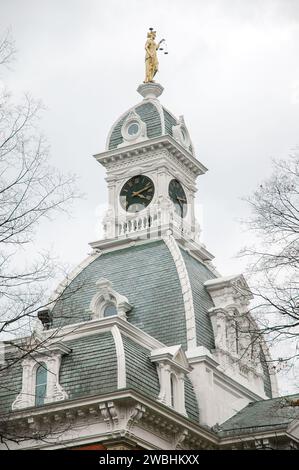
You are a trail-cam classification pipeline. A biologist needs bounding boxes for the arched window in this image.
[35,364,47,406]
[89,278,132,321]
[170,373,178,409]
[103,303,118,317]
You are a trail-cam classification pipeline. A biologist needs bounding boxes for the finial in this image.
[144,28,167,84]
[137,82,164,100]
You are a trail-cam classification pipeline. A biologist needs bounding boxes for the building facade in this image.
[1,81,299,450]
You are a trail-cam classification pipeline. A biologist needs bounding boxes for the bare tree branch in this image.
[238,148,299,386]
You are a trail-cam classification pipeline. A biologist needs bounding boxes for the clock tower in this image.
[1,32,282,451]
[91,82,214,265]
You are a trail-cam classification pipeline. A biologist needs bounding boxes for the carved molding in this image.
[12,350,69,411]
[174,429,189,449]
[127,404,146,430]
[111,325,126,389]
[99,401,119,430]
[163,233,197,350]
[89,278,132,320]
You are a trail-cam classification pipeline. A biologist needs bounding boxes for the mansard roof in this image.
[51,240,216,351]
[0,328,199,424]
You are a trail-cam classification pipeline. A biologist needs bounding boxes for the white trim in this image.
[119,110,147,148]
[187,349,268,403]
[150,345,191,372]
[89,278,132,321]
[43,316,165,351]
[89,234,215,266]
[111,325,126,389]
[163,233,197,350]
[12,349,69,411]
[105,98,165,151]
[3,390,219,450]
[95,135,208,177]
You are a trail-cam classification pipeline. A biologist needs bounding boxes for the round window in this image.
[127,121,139,136]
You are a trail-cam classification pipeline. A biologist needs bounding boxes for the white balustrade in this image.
[102,207,198,241]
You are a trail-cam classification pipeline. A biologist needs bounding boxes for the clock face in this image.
[168,179,187,218]
[120,175,155,213]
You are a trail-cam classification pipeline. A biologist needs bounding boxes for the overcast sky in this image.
[2,1,299,390]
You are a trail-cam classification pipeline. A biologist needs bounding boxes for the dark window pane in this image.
[35,364,47,406]
[104,304,118,317]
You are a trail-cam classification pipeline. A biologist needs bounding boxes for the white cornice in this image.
[44,316,165,352]
[175,234,214,262]
[6,389,219,446]
[94,135,207,177]
[150,345,191,373]
[3,309,165,357]
[204,274,245,291]
[89,227,214,263]
[186,346,220,368]
[186,346,266,402]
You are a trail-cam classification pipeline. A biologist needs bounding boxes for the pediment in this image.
[204,274,253,308]
[150,345,190,372]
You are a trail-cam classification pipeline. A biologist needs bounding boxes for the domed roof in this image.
[106,83,195,155]
[50,239,273,399]
[51,240,216,351]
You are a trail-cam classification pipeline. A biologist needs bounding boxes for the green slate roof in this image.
[59,332,118,399]
[107,101,180,150]
[182,249,216,351]
[218,393,299,437]
[122,335,199,423]
[51,240,216,351]
[0,352,22,416]
[0,331,200,424]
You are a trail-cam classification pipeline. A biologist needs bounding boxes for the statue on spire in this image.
[144,29,165,83]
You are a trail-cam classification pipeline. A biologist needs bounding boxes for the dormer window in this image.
[89,278,132,321]
[119,110,147,147]
[150,345,191,415]
[12,342,70,411]
[35,364,47,406]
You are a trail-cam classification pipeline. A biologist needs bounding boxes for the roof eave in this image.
[93,135,208,177]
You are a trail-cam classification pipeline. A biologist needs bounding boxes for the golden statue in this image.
[144,30,165,83]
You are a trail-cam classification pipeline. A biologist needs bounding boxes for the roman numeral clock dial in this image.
[168,179,187,218]
[120,175,155,213]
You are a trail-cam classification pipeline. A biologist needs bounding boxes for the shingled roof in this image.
[51,240,216,351]
[217,393,299,437]
[107,100,193,154]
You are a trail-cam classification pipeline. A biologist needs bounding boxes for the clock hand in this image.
[132,184,151,197]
